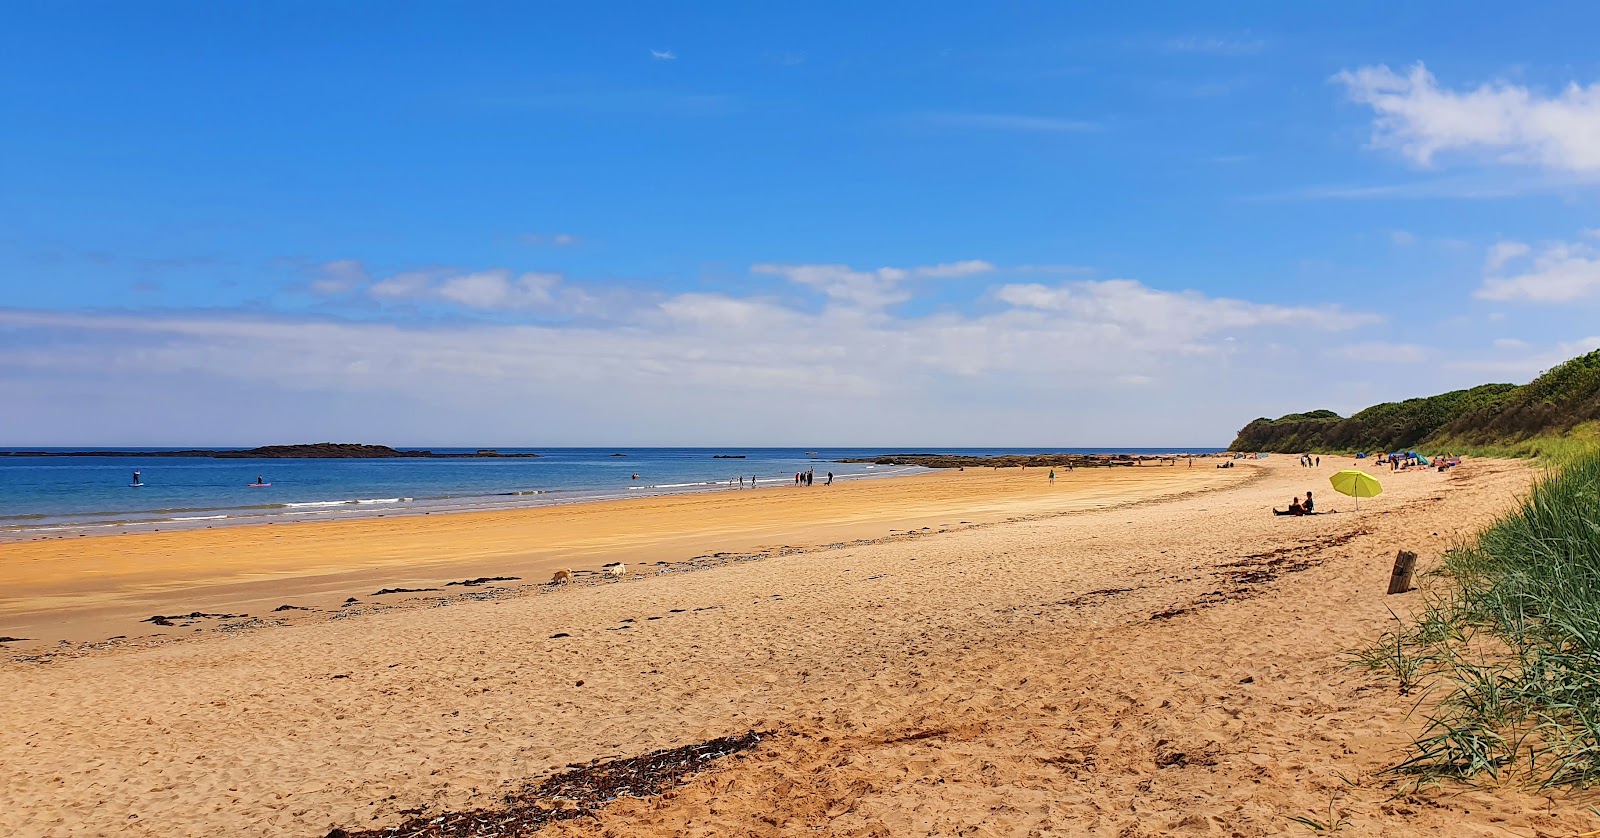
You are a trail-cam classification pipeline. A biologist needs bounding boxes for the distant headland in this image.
[0,443,541,459]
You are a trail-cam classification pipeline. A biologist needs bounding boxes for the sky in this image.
[3,2,1600,447]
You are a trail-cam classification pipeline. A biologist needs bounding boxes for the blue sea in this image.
[0,447,1221,539]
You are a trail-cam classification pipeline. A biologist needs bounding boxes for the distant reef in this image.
[0,443,541,459]
[1229,347,1600,453]
[838,453,1187,468]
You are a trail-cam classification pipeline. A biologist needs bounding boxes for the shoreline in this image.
[0,460,1249,647]
[0,463,932,542]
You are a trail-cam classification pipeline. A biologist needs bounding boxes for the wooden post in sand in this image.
[1387,550,1417,594]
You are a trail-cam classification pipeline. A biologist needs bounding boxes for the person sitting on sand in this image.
[1273,497,1303,516]
[1302,491,1314,514]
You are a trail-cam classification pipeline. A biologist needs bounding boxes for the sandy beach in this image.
[4,456,1596,837]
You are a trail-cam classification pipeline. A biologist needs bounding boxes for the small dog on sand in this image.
[603,562,626,578]
[550,568,573,584]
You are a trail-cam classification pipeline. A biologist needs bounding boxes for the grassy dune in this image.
[1359,449,1600,787]
[1230,348,1600,455]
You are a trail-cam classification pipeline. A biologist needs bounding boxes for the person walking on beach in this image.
[1048,469,1056,485]
[826,471,833,485]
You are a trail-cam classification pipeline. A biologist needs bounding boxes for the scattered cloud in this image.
[1390,230,1417,246]
[993,278,1376,352]
[915,112,1102,134]
[0,261,1386,444]
[1161,36,1266,56]
[1335,63,1600,172]
[650,49,676,61]
[518,232,580,246]
[1476,235,1600,302]
[309,259,371,296]
[1492,338,1530,351]
[752,260,995,310]
[1448,336,1600,377]
[1484,241,1531,271]
[309,261,607,315]
[1328,341,1431,363]
[912,259,996,278]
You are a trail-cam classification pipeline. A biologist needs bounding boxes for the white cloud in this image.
[1335,63,1600,172]
[1328,341,1431,364]
[913,259,996,278]
[993,278,1376,346]
[650,49,676,61]
[1492,338,1529,351]
[1484,240,1531,271]
[1476,237,1600,302]
[308,260,370,296]
[356,267,599,313]
[0,261,1391,444]
[368,270,435,301]
[1448,336,1600,377]
[1390,230,1417,246]
[752,260,995,310]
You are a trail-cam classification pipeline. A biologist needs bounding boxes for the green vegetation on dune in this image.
[1229,348,1600,454]
[1356,449,1600,787]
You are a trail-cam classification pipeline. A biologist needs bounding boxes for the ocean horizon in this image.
[0,446,1224,539]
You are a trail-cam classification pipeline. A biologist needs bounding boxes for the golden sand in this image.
[0,462,1239,643]
[4,457,1595,837]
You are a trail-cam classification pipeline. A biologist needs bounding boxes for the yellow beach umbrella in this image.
[1329,469,1382,509]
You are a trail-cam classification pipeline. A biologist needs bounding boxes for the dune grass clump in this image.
[1366,451,1600,787]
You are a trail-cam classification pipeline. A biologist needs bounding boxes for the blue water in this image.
[0,447,1221,539]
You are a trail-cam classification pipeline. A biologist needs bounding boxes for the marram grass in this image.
[1355,448,1600,787]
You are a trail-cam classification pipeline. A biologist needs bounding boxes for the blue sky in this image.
[4,2,1600,446]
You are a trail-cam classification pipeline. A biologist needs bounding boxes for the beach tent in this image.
[1355,452,1368,458]
[1256,453,1269,459]
[1416,454,1431,466]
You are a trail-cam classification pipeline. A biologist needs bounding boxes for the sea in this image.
[0,447,1222,540]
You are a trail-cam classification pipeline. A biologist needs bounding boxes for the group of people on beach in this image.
[1274,491,1316,516]
[1298,454,1320,467]
[791,469,833,487]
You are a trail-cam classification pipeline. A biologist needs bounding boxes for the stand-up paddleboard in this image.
[129,483,145,488]
[248,482,271,487]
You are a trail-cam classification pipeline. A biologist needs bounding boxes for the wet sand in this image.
[5,456,1596,837]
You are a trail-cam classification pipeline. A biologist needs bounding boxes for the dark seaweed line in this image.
[326,731,765,838]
